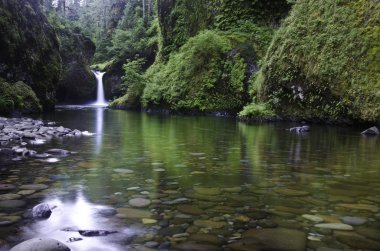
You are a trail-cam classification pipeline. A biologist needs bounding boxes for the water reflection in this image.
[4,109,380,250]
[95,108,104,154]
[21,188,137,251]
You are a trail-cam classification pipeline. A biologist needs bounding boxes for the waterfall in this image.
[92,70,107,106]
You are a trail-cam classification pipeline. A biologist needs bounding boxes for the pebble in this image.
[314,223,353,230]
[128,198,151,208]
[113,168,134,174]
[142,218,157,224]
[340,216,367,226]
[302,214,324,223]
[144,241,159,248]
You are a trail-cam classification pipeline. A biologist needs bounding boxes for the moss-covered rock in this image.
[256,0,380,122]
[0,0,62,110]
[0,78,41,114]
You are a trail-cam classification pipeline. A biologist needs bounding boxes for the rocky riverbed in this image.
[0,116,93,162]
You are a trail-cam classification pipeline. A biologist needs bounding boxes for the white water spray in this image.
[92,70,107,106]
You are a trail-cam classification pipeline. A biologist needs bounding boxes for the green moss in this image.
[256,0,380,122]
[0,79,42,114]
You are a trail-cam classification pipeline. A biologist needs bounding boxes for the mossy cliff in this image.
[0,0,62,111]
[253,0,380,122]
[56,27,96,104]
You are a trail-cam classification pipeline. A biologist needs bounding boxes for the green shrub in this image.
[238,103,274,118]
[142,30,249,112]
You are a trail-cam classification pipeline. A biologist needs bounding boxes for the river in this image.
[0,107,379,250]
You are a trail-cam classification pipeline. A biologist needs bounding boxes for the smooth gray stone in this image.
[10,238,70,251]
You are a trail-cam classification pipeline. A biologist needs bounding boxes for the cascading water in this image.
[92,70,108,106]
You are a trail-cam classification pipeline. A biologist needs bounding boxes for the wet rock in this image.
[116,208,152,219]
[0,194,21,200]
[221,187,242,193]
[194,220,227,229]
[289,125,310,133]
[159,219,170,227]
[361,126,379,136]
[142,218,157,224]
[10,238,70,251]
[0,200,26,208]
[274,188,309,196]
[78,230,117,237]
[46,149,70,156]
[193,187,221,196]
[257,219,278,228]
[145,241,159,248]
[95,208,117,217]
[32,203,52,219]
[340,216,367,226]
[230,228,306,251]
[356,226,380,241]
[336,203,379,212]
[34,153,51,159]
[302,214,324,223]
[174,242,220,251]
[177,204,205,215]
[185,193,225,202]
[315,223,353,230]
[273,206,308,215]
[128,198,151,208]
[335,231,380,250]
[158,226,186,237]
[113,168,134,174]
[19,184,48,191]
[0,215,21,226]
[189,234,226,245]
[162,198,190,205]
[242,228,306,251]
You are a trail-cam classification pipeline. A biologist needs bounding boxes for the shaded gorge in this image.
[0,107,379,250]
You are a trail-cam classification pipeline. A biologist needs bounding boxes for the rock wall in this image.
[56,29,96,104]
[0,0,62,110]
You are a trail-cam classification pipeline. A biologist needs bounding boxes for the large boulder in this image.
[10,238,70,251]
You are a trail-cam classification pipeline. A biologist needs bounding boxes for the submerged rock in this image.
[229,228,306,251]
[361,126,379,136]
[289,125,310,133]
[10,238,70,251]
[340,216,367,226]
[128,198,151,208]
[315,223,353,230]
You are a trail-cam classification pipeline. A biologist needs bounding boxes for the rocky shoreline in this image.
[0,116,93,161]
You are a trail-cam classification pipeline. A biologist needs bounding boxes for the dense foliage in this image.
[111,0,282,113]
[254,0,380,122]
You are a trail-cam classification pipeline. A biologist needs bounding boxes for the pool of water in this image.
[0,107,379,250]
